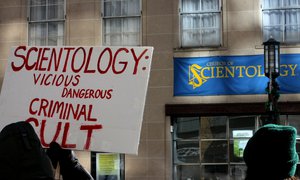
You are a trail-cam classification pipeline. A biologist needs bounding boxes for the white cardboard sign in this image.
[0,46,153,154]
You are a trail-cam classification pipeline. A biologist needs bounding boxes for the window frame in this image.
[179,0,223,48]
[27,0,66,46]
[171,115,259,180]
[166,102,300,179]
[171,114,300,179]
[261,0,300,44]
[101,0,142,46]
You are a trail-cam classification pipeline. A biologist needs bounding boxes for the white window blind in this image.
[28,0,64,46]
[262,0,300,43]
[180,0,222,47]
[103,0,141,46]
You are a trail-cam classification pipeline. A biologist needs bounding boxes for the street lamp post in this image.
[263,38,280,124]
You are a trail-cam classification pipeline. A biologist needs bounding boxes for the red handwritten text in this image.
[12,46,148,75]
[26,118,102,150]
[62,88,113,99]
[29,98,97,121]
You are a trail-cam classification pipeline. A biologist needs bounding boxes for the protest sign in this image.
[0,46,153,154]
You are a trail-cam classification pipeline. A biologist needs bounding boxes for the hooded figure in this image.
[243,124,299,180]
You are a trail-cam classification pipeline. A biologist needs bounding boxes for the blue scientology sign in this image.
[174,54,299,96]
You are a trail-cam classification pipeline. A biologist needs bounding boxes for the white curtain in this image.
[30,0,46,21]
[48,22,64,46]
[201,13,220,46]
[263,0,300,43]
[104,0,140,16]
[122,0,140,16]
[29,0,64,46]
[262,0,281,9]
[104,19,122,45]
[104,18,140,46]
[103,0,141,46]
[262,10,283,42]
[182,0,200,12]
[285,9,300,42]
[48,0,64,20]
[181,0,221,47]
[182,14,201,47]
[29,23,47,46]
[201,0,219,11]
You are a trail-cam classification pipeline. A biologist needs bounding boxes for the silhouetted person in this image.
[0,121,54,180]
[243,124,299,180]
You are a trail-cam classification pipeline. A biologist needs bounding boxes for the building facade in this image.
[1,0,300,179]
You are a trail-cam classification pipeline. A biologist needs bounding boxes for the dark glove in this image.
[47,142,94,180]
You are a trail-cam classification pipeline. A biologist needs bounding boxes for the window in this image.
[173,117,200,179]
[102,0,141,46]
[28,0,65,46]
[262,0,300,43]
[180,0,222,48]
[172,115,300,179]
